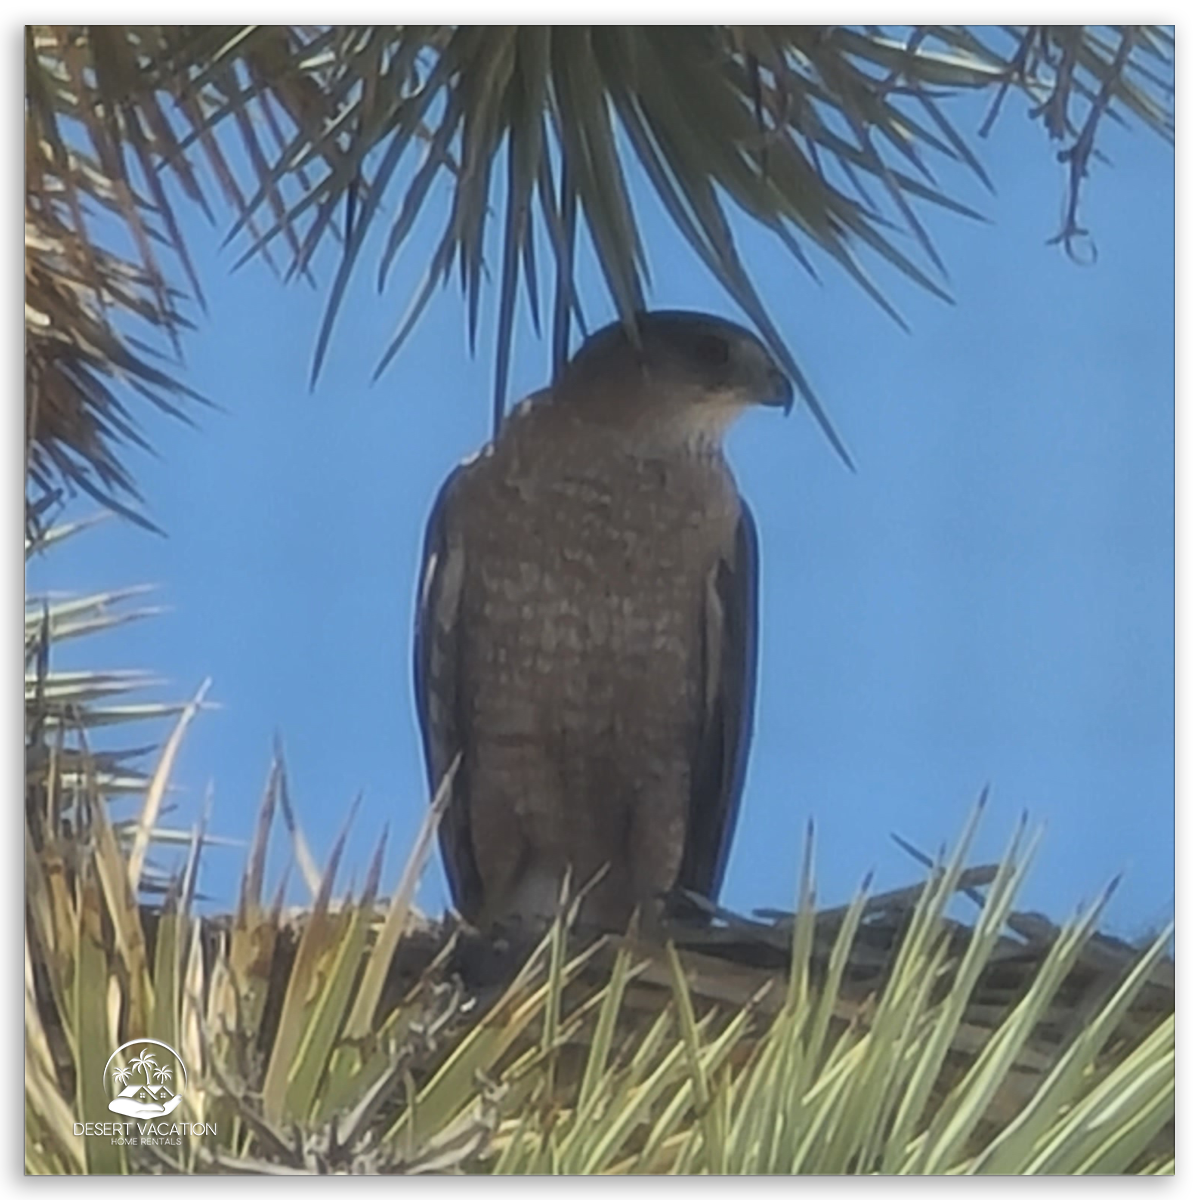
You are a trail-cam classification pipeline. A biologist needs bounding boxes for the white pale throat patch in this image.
[680,401,745,450]
[626,393,748,457]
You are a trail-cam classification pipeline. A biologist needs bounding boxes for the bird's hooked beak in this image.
[763,367,794,414]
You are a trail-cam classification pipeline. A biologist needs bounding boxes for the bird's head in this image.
[557,310,794,447]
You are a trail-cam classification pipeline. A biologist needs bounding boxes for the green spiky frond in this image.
[24,25,1174,510]
[24,519,220,892]
[25,758,1174,1174]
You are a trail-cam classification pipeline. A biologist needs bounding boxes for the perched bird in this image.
[414,310,792,932]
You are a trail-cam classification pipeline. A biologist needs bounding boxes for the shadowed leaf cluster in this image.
[24,25,1173,519]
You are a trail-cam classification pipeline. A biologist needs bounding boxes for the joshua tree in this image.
[23,26,1173,524]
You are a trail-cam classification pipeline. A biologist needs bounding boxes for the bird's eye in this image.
[693,333,731,368]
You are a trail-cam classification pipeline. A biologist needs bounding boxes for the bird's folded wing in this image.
[679,498,759,904]
[414,463,483,916]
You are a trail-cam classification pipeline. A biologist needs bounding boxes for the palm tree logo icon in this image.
[104,1039,187,1118]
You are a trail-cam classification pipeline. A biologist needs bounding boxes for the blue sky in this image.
[27,83,1174,938]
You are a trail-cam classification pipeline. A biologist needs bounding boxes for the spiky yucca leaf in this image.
[25,521,216,892]
[25,24,1173,509]
[25,749,1174,1176]
[24,172,204,530]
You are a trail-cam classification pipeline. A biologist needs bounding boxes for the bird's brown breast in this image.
[452,404,740,923]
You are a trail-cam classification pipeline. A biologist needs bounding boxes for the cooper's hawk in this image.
[414,310,792,931]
